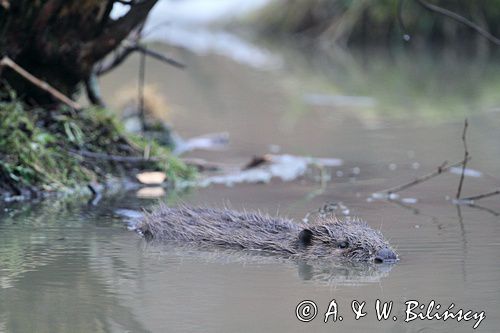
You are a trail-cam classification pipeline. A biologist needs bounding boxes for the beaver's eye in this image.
[338,241,349,249]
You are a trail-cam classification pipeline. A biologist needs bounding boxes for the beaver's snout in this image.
[374,247,398,264]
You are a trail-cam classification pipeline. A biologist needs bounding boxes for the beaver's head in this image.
[297,218,398,264]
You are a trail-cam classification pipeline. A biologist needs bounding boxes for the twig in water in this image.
[388,198,420,215]
[0,56,81,110]
[461,189,500,202]
[456,119,469,199]
[382,159,468,195]
[467,203,500,217]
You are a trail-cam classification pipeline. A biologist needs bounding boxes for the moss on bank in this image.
[0,92,194,199]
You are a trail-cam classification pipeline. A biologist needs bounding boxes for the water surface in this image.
[1,35,500,332]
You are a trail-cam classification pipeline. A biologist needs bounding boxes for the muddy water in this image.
[2,41,500,332]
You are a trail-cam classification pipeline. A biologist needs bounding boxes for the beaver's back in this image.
[140,205,301,254]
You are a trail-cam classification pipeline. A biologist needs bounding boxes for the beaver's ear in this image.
[298,229,313,247]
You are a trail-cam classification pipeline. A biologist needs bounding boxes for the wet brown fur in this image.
[139,205,396,262]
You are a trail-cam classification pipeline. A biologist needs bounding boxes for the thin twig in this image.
[0,56,81,110]
[70,149,160,163]
[95,46,136,75]
[456,119,469,199]
[461,189,500,202]
[84,73,106,107]
[382,159,469,195]
[138,47,146,132]
[414,0,500,45]
[388,198,420,215]
[467,203,500,217]
[133,43,185,68]
[96,41,184,76]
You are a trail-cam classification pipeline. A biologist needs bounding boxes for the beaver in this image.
[139,205,398,264]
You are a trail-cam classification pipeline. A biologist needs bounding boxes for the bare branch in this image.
[70,149,160,163]
[96,41,184,76]
[134,43,185,68]
[467,203,500,217]
[81,0,159,71]
[461,189,500,202]
[388,198,420,215]
[382,159,469,195]
[95,46,136,76]
[138,47,146,132]
[84,73,106,107]
[115,0,135,5]
[0,56,81,110]
[414,0,500,45]
[456,119,469,199]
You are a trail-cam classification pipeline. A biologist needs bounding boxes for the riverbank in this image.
[0,93,193,201]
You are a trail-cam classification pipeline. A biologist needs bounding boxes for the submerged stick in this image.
[456,119,469,199]
[382,159,468,195]
[0,56,81,110]
[388,198,420,215]
[461,189,500,202]
[467,203,500,217]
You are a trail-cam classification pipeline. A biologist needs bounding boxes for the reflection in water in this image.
[0,199,150,332]
[296,261,392,284]
[142,241,393,285]
[145,26,282,70]
[0,253,149,332]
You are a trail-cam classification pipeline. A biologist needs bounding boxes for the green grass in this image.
[0,91,194,196]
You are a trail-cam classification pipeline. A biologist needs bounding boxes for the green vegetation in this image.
[0,1,196,199]
[0,91,194,198]
[266,46,500,128]
[254,0,500,49]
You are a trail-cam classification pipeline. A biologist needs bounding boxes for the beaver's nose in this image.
[374,247,398,263]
